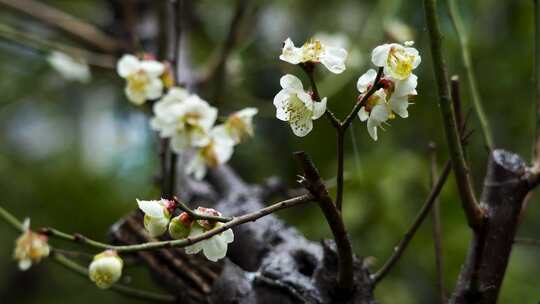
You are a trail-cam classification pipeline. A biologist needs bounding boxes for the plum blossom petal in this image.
[273,74,326,137]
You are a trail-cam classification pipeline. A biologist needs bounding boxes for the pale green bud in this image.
[89,250,123,289]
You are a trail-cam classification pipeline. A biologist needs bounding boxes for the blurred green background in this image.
[1,0,539,303]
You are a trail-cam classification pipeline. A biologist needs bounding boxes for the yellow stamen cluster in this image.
[301,39,324,62]
[387,47,415,79]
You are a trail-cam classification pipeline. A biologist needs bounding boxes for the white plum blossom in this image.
[150,90,218,153]
[213,107,258,144]
[13,219,50,271]
[137,199,174,237]
[186,127,234,180]
[273,74,327,137]
[89,250,123,289]
[185,207,234,262]
[280,37,348,74]
[47,51,91,83]
[314,32,363,69]
[371,42,421,80]
[358,88,389,141]
[356,68,418,141]
[117,54,165,105]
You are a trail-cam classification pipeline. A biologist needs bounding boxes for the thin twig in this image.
[0,0,121,52]
[21,194,314,253]
[294,151,354,293]
[342,67,384,130]
[335,130,345,211]
[424,0,484,230]
[301,64,383,212]
[173,196,233,223]
[371,160,452,284]
[447,0,494,149]
[451,76,464,134]
[429,143,446,303]
[52,253,176,302]
[302,63,341,129]
[0,23,116,69]
[0,205,176,302]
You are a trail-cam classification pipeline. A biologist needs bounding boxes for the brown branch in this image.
[293,151,354,294]
[301,65,383,212]
[372,160,451,284]
[423,0,484,230]
[0,23,116,69]
[0,0,121,53]
[342,67,384,130]
[38,194,314,253]
[451,76,465,134]
[173,196,233,223]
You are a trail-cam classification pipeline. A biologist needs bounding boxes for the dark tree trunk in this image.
[451,150,533,303]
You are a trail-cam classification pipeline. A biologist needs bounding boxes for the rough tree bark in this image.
[451,150,536,303]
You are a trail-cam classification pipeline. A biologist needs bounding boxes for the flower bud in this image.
[168,212,192,239]
[89,250,123,289]
[194,207,221,229]
[143,214,170,237]
[137,199,172,237]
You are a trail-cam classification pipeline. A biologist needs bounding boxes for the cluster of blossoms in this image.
[275,37,347,136]
[357,42,420,140]
[13,219,50,271]
[137,199,234,262]
[117,54,257,180]
[275,36,420,141]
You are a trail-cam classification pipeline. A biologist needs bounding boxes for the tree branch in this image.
[173,196,233,223]
[424,0,484,230]
[51,252,176,302]
[293,151,354,293]
[0,0,121,53]
[371,160,452,284]
[0,205,176,303]
[28,194,314,253]
[0,23,116,69]
[342,67,384,130]
[447,0,494,149]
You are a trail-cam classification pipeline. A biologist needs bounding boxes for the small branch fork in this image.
[173,196,233,223]
[301,64,384,211]
[294,151,354,293]
[0,206,176,303]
